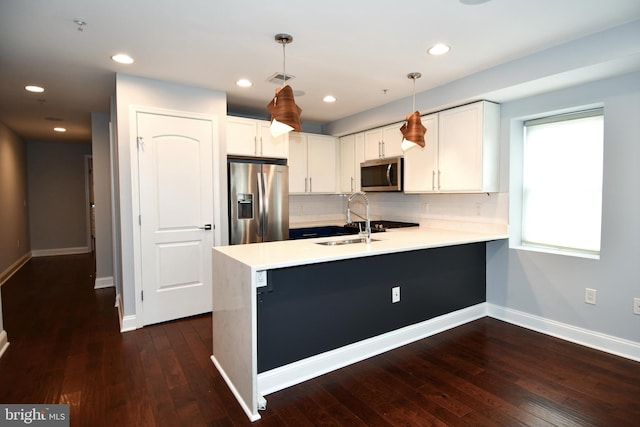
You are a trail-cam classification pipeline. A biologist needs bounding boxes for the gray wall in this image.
[91,113,114,287]
[114,74,227,321]
[487,73,640,344]
[0,122,30,280]
[27,140,92,253]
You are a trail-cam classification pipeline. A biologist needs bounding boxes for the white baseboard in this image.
[94,276,114,289]
[258,303,487,396]
[211,355,261,422]
[487,303,640,362]
[115,293,137,332]
[31,247,90,257]
[0,330,9,359]
[0,252,31,286]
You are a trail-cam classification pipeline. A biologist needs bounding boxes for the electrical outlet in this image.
[585,288,597,305]
[633,298,640,315]
[421,203,429,214]
[475,203,482,216]
[392,286,400,303]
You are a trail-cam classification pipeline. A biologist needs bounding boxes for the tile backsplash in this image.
[289,192,508,234]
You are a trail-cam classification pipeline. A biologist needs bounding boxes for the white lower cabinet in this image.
[403,101,500,193]
[339,132,365,193]
[226,116,288,159]
[289,132,337,194]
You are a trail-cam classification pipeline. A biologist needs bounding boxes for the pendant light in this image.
[400,72,427,151]
[267,33,302,138]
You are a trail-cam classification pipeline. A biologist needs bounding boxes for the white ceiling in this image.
[1,0,639,142]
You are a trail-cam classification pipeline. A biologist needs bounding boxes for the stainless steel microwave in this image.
[360,157,403,192]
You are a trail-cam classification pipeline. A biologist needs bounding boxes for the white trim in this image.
[31,247,90,257]
[0,252,31,286]
[115,292,138,332]
[211,355,261,422]
[0,330,9,359]
[487,303,640,362]
[94,276,114,289]
[258,303,487,396]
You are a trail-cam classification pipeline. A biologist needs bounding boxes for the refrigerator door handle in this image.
[257,172,265,237]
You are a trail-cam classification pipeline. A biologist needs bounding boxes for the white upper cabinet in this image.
[339,132,365,193]
[364,122,404,160]
[226,116,288,158]
[289,132,337,194]
[437,101,500,192]
[403,113,439,193]
[404,101,500,193]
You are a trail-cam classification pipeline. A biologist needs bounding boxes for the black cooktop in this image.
[345,220,419,232]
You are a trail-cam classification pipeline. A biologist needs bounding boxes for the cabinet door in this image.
[340,134,356,193]
[364,128,382,160]
[403,113,439,193]
[288,132,308,193]
[258,121,288,158]
[226,117,257,156]
[381,123,404,158]
[307,134,337,193]
[438,103,484,192]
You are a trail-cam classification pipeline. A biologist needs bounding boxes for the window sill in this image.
[510,243,600,260]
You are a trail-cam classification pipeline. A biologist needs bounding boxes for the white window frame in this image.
[509,106,604,259]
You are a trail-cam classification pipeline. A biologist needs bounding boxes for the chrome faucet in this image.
[346,191,371,243]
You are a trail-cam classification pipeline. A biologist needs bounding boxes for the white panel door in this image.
[137,112,214,325]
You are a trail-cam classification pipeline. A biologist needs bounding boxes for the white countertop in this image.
[213,227,508,271]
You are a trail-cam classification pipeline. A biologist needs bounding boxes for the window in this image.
[520,109,604,257]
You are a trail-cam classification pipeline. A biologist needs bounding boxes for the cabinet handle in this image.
[432,170,435,191]
[381,141,385,158]
[309,177,313,192]
[438,170,441,190]
[378,141,382,158]
[259,137,263,156]
[254,136,258,156]
[305,177,308,193]
[351,177,355,192]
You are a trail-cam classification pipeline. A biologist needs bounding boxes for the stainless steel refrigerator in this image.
[228,158,289,245]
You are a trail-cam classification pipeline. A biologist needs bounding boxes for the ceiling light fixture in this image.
[53,127,66,132]
[400,72,427,152]
[25,85,45,93]
[73,18,86,32]
[236,79,253,88]
[323,95,336,103]
[111,53,134,64]
[428,43,451,56]
[267,33,301,138]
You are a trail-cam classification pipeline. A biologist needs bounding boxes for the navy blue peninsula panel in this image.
[257,242,486,373]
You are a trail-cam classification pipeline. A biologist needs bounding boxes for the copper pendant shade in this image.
[400,111,426,149]
[267,84,302,136]
[400,72,427,151]
[268,34,302,137]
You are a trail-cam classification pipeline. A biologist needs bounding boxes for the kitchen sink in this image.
[315,237,379,246]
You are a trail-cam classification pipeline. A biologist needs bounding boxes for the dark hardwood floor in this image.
[1,254,639,426]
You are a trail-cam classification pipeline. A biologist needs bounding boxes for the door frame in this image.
[128,105,221,328]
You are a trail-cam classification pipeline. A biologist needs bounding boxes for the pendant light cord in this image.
[412,77,416,112]
[282,42,286,88]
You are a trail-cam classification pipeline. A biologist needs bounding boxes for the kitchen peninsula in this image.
[211,226,507,421]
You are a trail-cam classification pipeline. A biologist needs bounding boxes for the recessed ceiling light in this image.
[111,53,134,64]
[236,79,253,88]
[323,95,337,103]
[25,85,45,93]
[428,43,451,56]
[53,127,66,132]
[459,0,491,5]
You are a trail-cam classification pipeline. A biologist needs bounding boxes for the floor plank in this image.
[1,254,639,426]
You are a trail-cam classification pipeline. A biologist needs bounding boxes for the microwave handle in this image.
[386,163,392,186]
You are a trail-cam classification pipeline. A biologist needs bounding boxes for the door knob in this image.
[199,224,212,230]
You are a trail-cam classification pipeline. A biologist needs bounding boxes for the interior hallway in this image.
[0,254,639,426]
